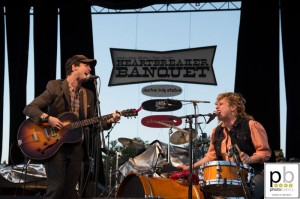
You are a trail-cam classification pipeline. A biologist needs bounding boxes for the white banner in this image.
[108,46,217,86]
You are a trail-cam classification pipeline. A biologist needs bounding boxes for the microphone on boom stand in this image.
[206,112,217,124]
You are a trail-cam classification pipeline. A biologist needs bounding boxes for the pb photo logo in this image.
[265,163,299,198]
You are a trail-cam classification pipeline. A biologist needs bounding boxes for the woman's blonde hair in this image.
[216,92,253,120]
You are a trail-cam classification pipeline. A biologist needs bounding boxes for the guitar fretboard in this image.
[69,114,113,129]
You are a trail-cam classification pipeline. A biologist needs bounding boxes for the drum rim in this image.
[199,179,242,186]
[200,160,251,169]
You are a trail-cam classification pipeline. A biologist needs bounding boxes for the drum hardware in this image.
[167,127,172,163]
[156,109,211,199]
[199,161,254,198]
[228,145,253,199]
[155,121,189,163]
[106,150,123,197]
[155,121,186,163]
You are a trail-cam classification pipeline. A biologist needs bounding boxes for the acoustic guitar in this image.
[17,109,139,160]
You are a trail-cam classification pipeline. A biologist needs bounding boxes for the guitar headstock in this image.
[120,106,142,118]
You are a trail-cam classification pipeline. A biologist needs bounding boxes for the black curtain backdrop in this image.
[33,0,58,97]
[59,0,105,195]
[281,0,300,161]
[59,0,97,97]
[234,0,280,162]
[59,0,95,78]
[6,0,31,165]
[0,5,4,162]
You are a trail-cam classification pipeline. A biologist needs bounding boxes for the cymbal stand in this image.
[107,149,122,197]
[108,147,126,196]
[104,123,117,190]
[168,127,172,163]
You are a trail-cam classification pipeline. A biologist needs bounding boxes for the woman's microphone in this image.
[206,112,217,124]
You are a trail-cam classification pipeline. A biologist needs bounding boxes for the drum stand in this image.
[107,150,122,197]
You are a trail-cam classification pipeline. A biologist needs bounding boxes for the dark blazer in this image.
[23,79,109,129]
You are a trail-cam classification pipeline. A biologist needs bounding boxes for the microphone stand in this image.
[176,102,208,199]
[104,123,117,194]
[187,101,200,199]
[171,99,210,104]
[229,145,251,199]
[186,116,193,199]
[93,78,104,197]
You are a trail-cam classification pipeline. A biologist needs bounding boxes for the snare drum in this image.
[199,161,253,197]
[116,172,204,198]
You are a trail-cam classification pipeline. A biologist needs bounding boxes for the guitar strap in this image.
[82,88,88,119]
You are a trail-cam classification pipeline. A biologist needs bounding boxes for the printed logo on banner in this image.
[108,46,217,86]
[264,163,299,198]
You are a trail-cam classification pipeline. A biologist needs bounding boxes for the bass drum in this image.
[116,172,204,198]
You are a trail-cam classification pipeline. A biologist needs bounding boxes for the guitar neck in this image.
[70,113,113,129]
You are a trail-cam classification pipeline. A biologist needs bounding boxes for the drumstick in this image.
[234,144,242,154]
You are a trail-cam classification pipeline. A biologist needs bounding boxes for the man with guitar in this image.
[22,54,121,199]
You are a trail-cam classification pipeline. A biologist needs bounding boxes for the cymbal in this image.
[170,128,198,145]
[118,137,145,149]
[155,121,188,133]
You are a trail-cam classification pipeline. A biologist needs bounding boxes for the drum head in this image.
[199,161,252,197]
[116,173,145,197]
[116,172,204,198]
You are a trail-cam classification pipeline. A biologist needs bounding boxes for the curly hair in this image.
[216,92,253,120]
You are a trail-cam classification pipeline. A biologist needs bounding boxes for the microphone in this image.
[206,112,217,124]
[86,74,99,80]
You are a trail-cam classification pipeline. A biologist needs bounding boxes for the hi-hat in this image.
[118,137,145,149]
[170,128,198,145]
